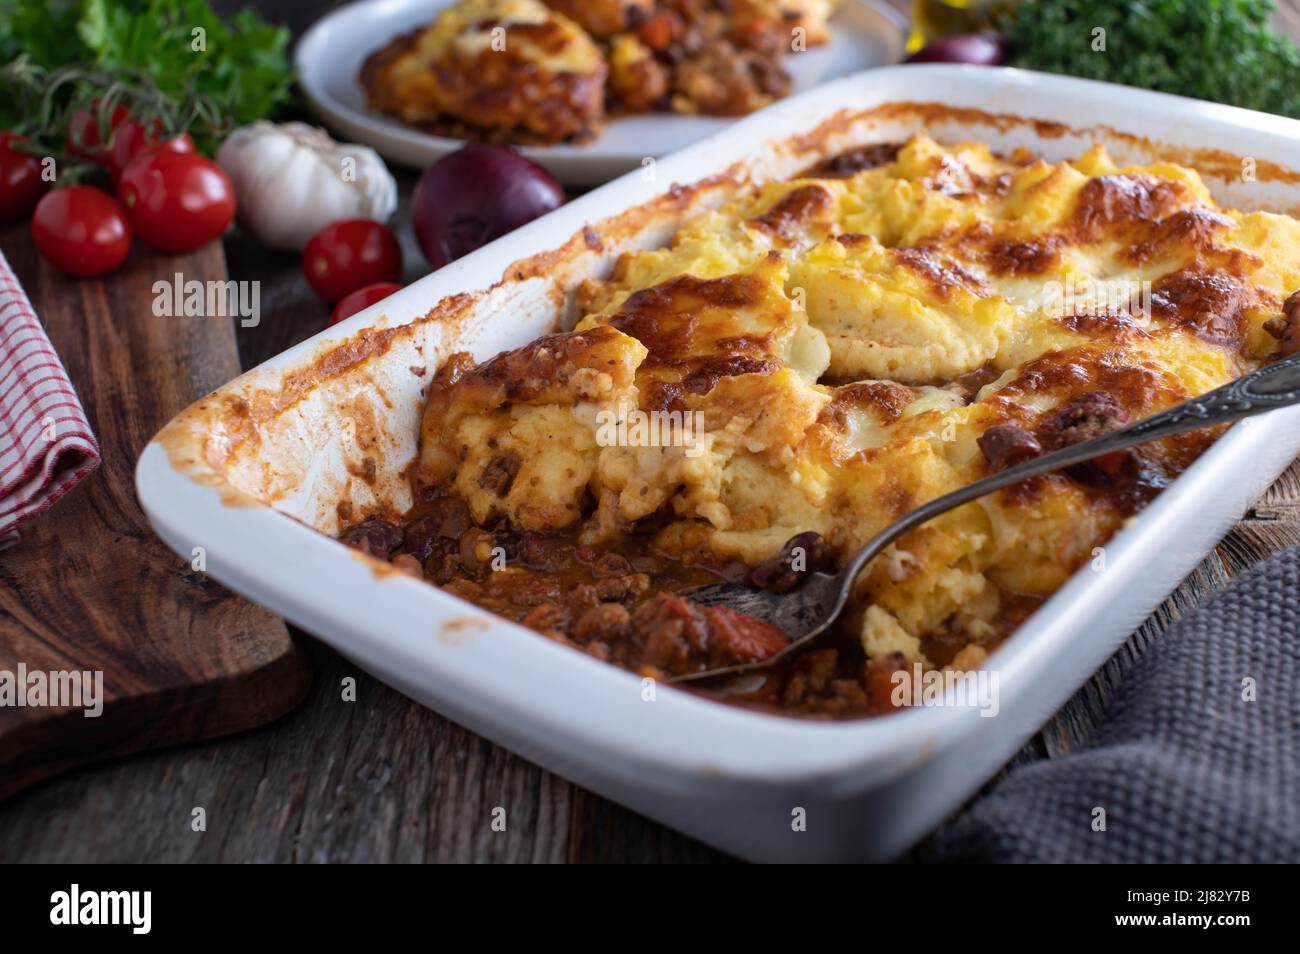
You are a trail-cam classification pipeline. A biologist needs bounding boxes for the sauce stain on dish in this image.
[439,616,490,645]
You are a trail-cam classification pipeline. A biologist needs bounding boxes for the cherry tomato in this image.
[118,150,235,253]
[107,121,194,184]
[0,133,49,221]
[330,282,403,325]
[303,219,403,302]
[66,101,130,164]
[31,187,131,278]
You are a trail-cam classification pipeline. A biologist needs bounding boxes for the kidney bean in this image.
[339,517,404,559]
[978,424,1043,472]
[748,531,835,592]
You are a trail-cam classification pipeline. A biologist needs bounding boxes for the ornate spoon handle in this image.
[838,353,1300,590]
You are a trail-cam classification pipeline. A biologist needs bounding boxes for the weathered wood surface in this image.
[2,0,1299,862]
[0,225,310,803]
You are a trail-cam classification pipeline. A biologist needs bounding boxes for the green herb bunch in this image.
[1003,0,1300,119]
[0,0,293,158]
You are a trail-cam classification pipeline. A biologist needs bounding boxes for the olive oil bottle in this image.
[909,0,1015,52]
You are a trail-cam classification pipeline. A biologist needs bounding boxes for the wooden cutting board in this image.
[0,223,310,799]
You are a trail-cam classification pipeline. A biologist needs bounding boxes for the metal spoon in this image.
[671,351,1300,683]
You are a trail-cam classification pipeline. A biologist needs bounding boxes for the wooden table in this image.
[2,1,1300,863]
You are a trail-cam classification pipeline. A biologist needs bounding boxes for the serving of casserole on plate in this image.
[295,0,904,182]
[360,0,839,144]
[137,67,1300,861]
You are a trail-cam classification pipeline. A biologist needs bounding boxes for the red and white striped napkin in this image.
[0,250,100,548]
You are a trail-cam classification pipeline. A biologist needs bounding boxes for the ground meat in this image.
[921,627,970,668]
[629,553,667,574]
[518,531,575,571]
[426,547,463,585]
[1035,392,1164,498]
[668,38,789,115]
[594,572,650,602]
[442,577,483,601]
[978,424,1043,472]
[632,594,710,671]
[625,593,790,675]
[403,496,472,562]
[1263,290,1300,357]
[521,603,570,636]
[570,583,602,610]
[478,453,521,496]
[589,551,634,577]
[511,577,563,607]
[388,494,893,707]
[573,602,631,641]
[748,531,836,592]
[780,649,838,706]
[1039,390,1131,451]
[338,517,404,559]
[584,640,613,662]
[635,7,683,51]
[865,652,909,711]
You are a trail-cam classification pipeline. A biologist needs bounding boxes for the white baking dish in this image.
[136,66,1300,862]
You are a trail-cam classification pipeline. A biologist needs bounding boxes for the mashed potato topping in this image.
[413,134,1297,684]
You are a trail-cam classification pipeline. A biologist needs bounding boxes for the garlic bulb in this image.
[216,122,398,251]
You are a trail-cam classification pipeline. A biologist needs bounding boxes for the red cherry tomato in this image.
[66,101,130,163]
[107,121,194,184]
[330,282,403,325]
[31,187,131,278]
[0,133,50,221]
[303,219,403,302]
[117,150,235,253]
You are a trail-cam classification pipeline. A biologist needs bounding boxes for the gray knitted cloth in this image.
[922,547,1300,863]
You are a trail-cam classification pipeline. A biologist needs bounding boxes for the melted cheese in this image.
[417,133,1298,670]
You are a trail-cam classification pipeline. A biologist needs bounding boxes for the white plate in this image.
[138,67,1300,861]
[294,0,907,184]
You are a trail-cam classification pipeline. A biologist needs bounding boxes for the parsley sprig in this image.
[0,0,293,156]
[1003,0,1300,119]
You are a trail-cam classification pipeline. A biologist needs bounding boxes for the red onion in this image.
[411,144,565,271]
[905,32,1006,66]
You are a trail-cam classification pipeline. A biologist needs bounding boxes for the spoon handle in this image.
[837,352,1300,592]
